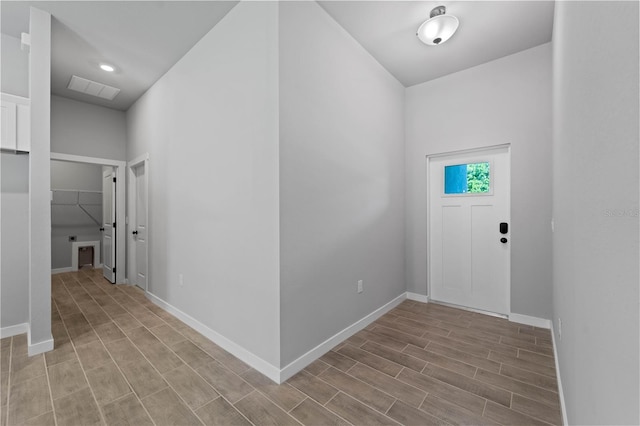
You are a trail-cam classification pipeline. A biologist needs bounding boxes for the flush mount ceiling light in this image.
[99,63,115,72]
[417,5,459,46]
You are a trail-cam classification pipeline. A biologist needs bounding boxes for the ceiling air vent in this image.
[67,75,120,100]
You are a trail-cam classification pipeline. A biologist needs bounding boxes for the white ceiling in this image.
[1,1,554,111]
[1,1,238,110]
[319,1,555,87]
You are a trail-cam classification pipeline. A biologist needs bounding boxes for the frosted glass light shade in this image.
[417,14,459,45]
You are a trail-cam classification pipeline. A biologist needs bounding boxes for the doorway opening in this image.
[50,152,126,284]
[427,145,511,316]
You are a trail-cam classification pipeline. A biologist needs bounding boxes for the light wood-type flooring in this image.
[1,269,562,425]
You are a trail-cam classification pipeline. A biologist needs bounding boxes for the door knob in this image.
[500,237,508,243]
[132,231,138,235]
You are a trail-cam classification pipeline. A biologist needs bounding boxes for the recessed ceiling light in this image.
[100,63,115,72]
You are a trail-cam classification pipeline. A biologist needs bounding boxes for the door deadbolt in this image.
[500,237,508,244]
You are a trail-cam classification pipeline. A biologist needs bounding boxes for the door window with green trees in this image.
[444,162,491,194]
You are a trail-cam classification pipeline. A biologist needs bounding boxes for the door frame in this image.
[127,153,149,291]
[50,152,126,284]
[425,143,511,315]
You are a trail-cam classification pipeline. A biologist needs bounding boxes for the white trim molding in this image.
[146,290,408,384]
[145,291,281,382]
[509,313,551,329]
[27,327,54,356]
[406,292,430,303]
[0,323,28,338]
[51,267,73,275]
[71,240,101,271]
[551,320,569,425]
[279,293,407,383]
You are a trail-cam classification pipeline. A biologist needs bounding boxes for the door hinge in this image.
[113,177,116,183]
[113,222,116,228]
[113,268,116,274]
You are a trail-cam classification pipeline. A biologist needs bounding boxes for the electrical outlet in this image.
[558,318,562,340]
[179,273,184,288]
[357,280,363,294]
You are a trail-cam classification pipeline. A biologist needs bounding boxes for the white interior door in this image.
[133,163,147,290]
[428,146,510,315]
[102,167,116,283]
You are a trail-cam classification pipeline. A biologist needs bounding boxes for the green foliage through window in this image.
[444,162,490,194]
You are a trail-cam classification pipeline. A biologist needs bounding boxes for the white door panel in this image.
[429,146,510,315]
[102,168,116,283]
[133,163,148,290]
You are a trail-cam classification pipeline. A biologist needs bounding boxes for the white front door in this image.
[428,146,511,315]
[133,163,147,290]
[102,168,116,283]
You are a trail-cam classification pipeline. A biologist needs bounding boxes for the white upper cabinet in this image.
[1,93,30,152]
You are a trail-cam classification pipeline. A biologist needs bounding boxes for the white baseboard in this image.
[279,293,407,383]
[550,320,568,425]
[0,323,28,338]
[27,327,54,356]
[146,291,281,383]
[51,267,73,274]
[509,313,551,329]
[406,292,430,303]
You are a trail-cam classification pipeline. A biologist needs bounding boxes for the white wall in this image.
[1,33,29,97]
[278,1,405,366]
[405,43,553,319]
[126,2,281,367]
[51,161,103,270]
[552,2,639,424]
[1,154,29,330]
[51,95,126,161]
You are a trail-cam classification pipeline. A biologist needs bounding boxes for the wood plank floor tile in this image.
[119,358,168,399]
[75,340,111,371]
[196,397,251,426]
[171,340,214,370]
[347,363,426,408]
[483,401,550,426]
[290,398,350,426]
[286,370,339,405]
[499,363,558,391]
[52,387,102,426]
[397,368,487,415]
[141,387,203,426]
[196,360,254,404]
[426,342,501,373]
[386,400,444,426]
[47,359,88,400]
[9,352,45,385]
[422,364,511,407]
[110,313,143,331]
[7,375,51,424]
[104,338,145,366]
[318,367,396,413]
[325,392,398,426]
[360,342,426,372]
[511,394,562,425]
[420,394,499,426]
[403,344,477,378]
[44,337,76,368]
[337,345,403,377]
[371,326,430,349]
[319,351,357,372]
[22,411,55,426]
[149,324,186,348]
[500,337,553,356]
[102,393,154,426]
[303,359,330,376]
[163,364,219,410]
[488,350,556,377]
[353,329,408,352]
[85,361,131,406]
[517,349,556,368]
[234,391,300,426]
[475,369,560,407]
[241,369,306,412]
